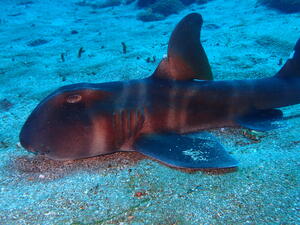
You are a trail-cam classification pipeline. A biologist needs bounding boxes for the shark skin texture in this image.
[19,13,300,169]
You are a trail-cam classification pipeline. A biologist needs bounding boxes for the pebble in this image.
[39,174,45,179]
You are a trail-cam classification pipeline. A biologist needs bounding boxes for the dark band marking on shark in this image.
[19,13,300,169]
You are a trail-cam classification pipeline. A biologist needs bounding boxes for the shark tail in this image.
[276,38,300,78]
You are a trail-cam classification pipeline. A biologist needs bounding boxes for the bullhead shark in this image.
[19,13,300,169]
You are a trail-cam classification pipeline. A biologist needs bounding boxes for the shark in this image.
[19,13,300,169]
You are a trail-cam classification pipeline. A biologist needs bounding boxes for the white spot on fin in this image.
[182,148,209,161]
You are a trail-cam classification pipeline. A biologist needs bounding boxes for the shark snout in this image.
[19,116,50,156]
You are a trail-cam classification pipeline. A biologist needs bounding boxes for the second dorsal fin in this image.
[153,13,213,81]
[276,38,300,78]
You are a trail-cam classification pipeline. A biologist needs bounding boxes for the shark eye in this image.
[66,94,82,103]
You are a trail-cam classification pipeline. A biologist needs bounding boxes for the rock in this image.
[27,39,49,47]
[71,30,79,35]
[137,9,165,21]
[92,0,122,8]
[150,0,184,16]
[137,0,212,21]
[181,0,196,5]
[196,0,210,4]
[257,0,300,13]
[137,0,156,7]
[0,99,13,111]
[76,0,122,9]
[125,0,136,4]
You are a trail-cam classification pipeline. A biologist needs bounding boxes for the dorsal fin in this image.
[276,38,300,78]
[153,13,213,81]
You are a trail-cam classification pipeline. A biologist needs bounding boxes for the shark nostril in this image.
[66,94,82,103]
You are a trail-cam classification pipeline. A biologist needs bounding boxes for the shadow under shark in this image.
[20,13,300,169]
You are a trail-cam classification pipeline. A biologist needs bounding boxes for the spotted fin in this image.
[134,132,238,169]
[153,13,213,81]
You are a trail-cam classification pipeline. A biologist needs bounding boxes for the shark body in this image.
[20,13,300,169]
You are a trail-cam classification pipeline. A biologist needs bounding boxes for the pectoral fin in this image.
[236,108,283,131]
[134,132,238,169]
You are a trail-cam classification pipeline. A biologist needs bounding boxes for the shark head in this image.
[20,83,114,160]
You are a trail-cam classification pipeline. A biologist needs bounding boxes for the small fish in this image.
[19,13,300,169]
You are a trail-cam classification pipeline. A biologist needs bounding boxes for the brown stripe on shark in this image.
[90,115,113,156]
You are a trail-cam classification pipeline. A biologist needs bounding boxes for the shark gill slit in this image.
[112,108,145,150]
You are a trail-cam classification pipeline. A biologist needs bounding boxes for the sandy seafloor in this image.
[0,0,299,224]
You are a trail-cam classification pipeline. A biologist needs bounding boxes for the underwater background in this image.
[0,0,300,224]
